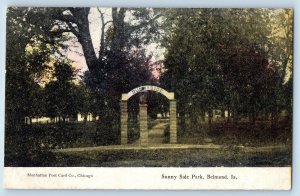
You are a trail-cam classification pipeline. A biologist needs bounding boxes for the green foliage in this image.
[161,8,292,130]
[44,62,86,120]
[5,8,293,157]
[6,7,63,129]
[66,8,163,143]
[5,125,57,166]
[5,123,96,166]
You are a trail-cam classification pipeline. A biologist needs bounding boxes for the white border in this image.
[1,0,299,195]
[4,167,291,190]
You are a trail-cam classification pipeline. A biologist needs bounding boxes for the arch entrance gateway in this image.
[120,85,177,146]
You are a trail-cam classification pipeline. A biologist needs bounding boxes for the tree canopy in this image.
[160,8,293,129]
[6,7,293,137]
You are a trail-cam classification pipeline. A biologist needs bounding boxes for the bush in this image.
[5,125,56,166]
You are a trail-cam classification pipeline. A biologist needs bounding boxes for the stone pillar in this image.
[139,104,148,147]
[170,100,177,144]
[120,101,128,145]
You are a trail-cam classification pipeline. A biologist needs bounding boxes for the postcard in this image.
[4,7,292,189]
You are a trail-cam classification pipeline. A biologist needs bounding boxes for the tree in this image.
[6,7,64,130]
[268,9,293,82]
[75,82,93,123]
[268,9,293,121]
[161,8,292,132]
[161,9,228,130]
[44,61,81,122]
[49,8,163,143]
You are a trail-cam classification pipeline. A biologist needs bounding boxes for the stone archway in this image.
[120,85,177,146]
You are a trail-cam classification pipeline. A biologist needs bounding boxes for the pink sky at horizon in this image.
[65,40,164,79]
[63,8,165,80]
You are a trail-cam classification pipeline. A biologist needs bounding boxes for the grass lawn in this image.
[50,146,291,167]
[5,119,292,167]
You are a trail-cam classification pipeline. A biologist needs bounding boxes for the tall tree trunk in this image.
[70,8,99,72]
[227,109,231,122]
[221,108,225,118]
[208,108,212,128]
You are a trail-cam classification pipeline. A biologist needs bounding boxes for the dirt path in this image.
[133,122,169,145]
